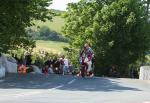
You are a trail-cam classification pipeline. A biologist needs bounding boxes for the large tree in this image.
[0,0,54,53]
[63,0,150,76]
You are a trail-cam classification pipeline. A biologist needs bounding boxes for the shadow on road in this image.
[58,77,142,92]
[0,74,62,89]
[0,74,142,92]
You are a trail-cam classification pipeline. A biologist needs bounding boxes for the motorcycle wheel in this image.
[81,65,86,78]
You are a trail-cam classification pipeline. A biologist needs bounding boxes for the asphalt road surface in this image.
[0,74,150,103]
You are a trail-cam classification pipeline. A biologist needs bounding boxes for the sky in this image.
[49,0,79,11]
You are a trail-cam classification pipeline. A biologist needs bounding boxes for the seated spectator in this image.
[109,65,120,77]
[44,59,52,68]
[48,65,54,74]
[25,55,32,66]
[60,56,65,74]
[53,58,61,74]
[18,64,27,74]
[42,65,49,74]
[14,55,19,64]
[68,62,74,75]
[34,57,43,68]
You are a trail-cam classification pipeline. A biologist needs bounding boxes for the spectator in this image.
[109,65,120,77]
[53,58,61,74]
[63,56,69,75]
[44,59,52,68]
[14,55,19,64]
[48,64,54,74]
[68,62,74,75]
[25,55,32,66]
[60,56,65,75]
[42,65,49,74]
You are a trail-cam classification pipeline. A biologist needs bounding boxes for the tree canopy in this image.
[63,0,150,76]
[0,0,54,53]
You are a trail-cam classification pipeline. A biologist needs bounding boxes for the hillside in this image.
[32,16,65,33]
[30,10,68,54]
[34,40,69,54]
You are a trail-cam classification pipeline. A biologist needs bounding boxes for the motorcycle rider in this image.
[79,43,94,77]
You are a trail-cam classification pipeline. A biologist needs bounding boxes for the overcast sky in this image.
[49,0,79,11]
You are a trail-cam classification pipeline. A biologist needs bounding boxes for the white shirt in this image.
[64,58,69,67]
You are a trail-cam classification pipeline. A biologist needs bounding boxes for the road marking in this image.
[48,78,76,91]
[48,84,64,91]
[0,78,77,99]
[54,85,65,89]
[67,79,76,84]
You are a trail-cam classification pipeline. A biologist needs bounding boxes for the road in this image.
[0,74,150,103]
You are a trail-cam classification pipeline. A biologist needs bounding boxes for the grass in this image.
[32,15,67,54]
[32,16,65,33]
[34,40,69,54]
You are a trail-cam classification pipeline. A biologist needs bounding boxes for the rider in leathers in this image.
[80,43,94,77]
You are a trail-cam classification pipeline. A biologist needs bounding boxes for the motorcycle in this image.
[79,57,94,78]
[80,63,87,77]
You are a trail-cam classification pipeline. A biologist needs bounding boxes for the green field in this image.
[34,40,69,54]
[32,16,65,33]
[32,14,68,54]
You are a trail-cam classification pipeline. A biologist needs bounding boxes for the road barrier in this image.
[0,65,5,78]
[139,66,150,80]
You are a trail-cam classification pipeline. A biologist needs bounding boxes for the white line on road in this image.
[54,85,65,89]
[48,84,64,91]
[48,78,76,91]
[0,78,77,100]
[67,79,76,85]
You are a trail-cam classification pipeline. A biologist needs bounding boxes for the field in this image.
[34,40,69,54]
[32,15,68,54]
[32,16,65,33]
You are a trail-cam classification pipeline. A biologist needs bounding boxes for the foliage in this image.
[0,0,54,53]
[31,52,59,67]
[52,9,65,16]
[32,16,65,33]
[143,0,150,19]
[27,26,68,42]
[63,0,150,76]
[10,50,60,68]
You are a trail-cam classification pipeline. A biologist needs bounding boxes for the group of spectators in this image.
[42,55,75,75]
[12,53,75,75]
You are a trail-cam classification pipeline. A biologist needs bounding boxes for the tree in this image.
[63,0,150,76]
[0,0,54,53]
[62,0,109,68]
[27,26,68,42]
[39,26,51,37]
[144,0,150,17]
